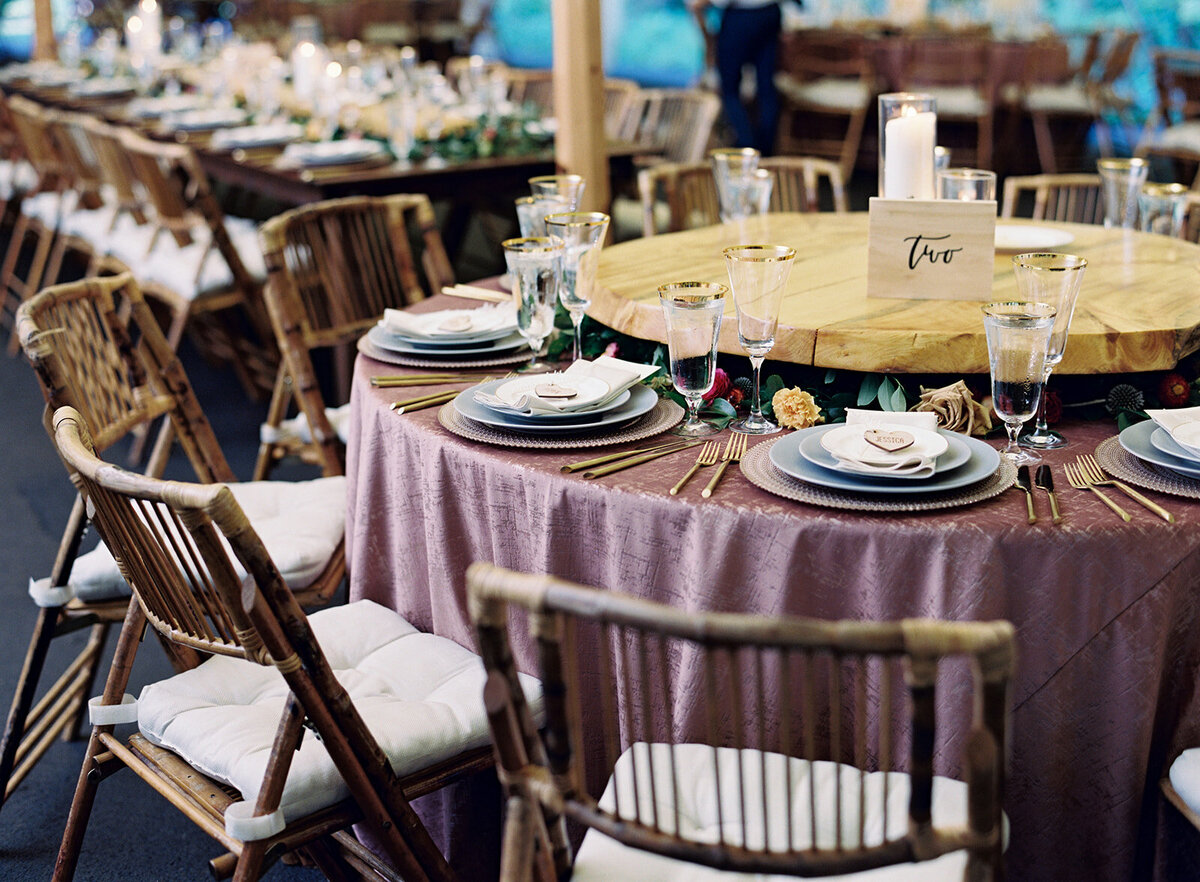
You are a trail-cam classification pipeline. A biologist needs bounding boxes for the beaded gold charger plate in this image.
[741,436,1016,512]
[438,398,683,449]
[1096,435,1200,500]
[357,335,533,369]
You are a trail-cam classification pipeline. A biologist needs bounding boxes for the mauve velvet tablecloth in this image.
[346,349,1200,882]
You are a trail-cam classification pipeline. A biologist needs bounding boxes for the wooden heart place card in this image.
[866,197,996,301]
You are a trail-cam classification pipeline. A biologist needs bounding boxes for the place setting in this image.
[1099,406,1200,505]
[438,355,681,450]
[357,301,536,369]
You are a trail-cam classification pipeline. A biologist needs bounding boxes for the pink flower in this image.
[603,341,619,358]
[703,368,731,404]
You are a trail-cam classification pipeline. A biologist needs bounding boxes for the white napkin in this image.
[474,356,660,416]
[830,409,942,478]
[210,123,304,150]
[1146,407,1200,458]
[380,302,516,339]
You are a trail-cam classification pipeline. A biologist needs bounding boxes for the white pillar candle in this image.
[879,93,937,200]
[138,0,162,59]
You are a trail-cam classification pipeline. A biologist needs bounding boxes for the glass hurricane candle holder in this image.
[937,167,997,201]
[1139,182,1189,238]
[879,93,937,200]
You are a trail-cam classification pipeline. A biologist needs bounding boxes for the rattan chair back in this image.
[255,193,453,478]
[624,88,721,164]
[1000,173,1104,224]
[761,156,848,214]
[469,563,1013,881]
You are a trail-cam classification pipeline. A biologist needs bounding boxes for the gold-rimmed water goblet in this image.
[503,236,562,371]
[723,243,796,435]
[710,147,759,223]
[528,174,585,211]
[544,211,610,364]
[659,281,727,437]
[1013,252,1087,450]
[515,194,569,238]
[1098,157,1149,229]
[982,301,1057,466]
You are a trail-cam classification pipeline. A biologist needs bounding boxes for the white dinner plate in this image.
[454,381,657,434]
[126,94,208,119]
[803,426,970,481]
[165,108,249,131]
[994,224,1075,254]
[365,326,526,358]
[476,388,631,424]
[771,425,1000,494]
[1120,421,1200,479]
[378,305,517,344]
[282,140,388,167]
[210,123,305,150]
[69,77,137,97]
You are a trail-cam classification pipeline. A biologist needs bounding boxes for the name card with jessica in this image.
[866,197,996,302]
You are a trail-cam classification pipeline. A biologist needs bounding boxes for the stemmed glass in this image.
[658,282,727,437]
[503,237,562,371]
[723,244,796,434]
[544,211,610,364]
[528,174,585,211]
[982,301,1057,466]
[710,147,760,223]
[1013,253,1087,449]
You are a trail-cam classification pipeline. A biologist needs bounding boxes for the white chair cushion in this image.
[60,203,117,247]
[1024,82,1093,115]
[1169,748,1200,817]
[572,743,972,881]
[921,86,988,119]
[138,217,266,300]
[0,158,36,201]
[66,476,345,603]
[137,599,543,823]
[260,403,352,446]
[20,191,62,225]
[1154,122,1200,155]
[776,75,870,111]
[103,212,158,268]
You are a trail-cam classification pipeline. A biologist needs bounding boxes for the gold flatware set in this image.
[1020,454,1174,524]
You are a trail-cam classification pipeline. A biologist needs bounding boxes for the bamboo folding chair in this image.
[1000,173,1104,225]
[636,156,845,237]
[113,128,276,398]
[469,563,1014,881]
[898,36,997,170]
[48,406,519,881]
[255,193,454,480]
[621,88,722,164]
[1,273,345,817]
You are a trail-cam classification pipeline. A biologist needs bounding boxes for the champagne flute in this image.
[723,244,796,435]
[544,211,610,364]
[1013,253,1087,449]
[503,237,562,370]
[659,282,727,437]
[982,301,1057,466]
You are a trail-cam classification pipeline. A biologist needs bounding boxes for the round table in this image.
[592,214,1200,374]
[346,327,1200,882]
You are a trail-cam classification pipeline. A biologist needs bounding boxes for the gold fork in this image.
[670,440,720,495]
[1077,454,1175,522]
[1062,461,1131,522]
[701,433,748,499]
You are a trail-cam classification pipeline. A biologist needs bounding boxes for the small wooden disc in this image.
[534,383,578,399]
[863,429,915,452]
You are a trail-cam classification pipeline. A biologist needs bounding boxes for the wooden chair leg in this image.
[253,368,293,481]
[7,223,55,355]
[1031,112,1058,174]
[0,495,91,811]
[53,599,147,882]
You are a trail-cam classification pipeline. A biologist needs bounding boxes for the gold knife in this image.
[1034,465,1063,525]
[1016,465,1038,525]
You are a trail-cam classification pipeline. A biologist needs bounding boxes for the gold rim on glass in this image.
[657,281,728,306]
[710,147,759,161]
[1142,182,1189,198]
[981,301,1057,322]
[544,211,611,229]
[1097,157,1148,173]
[1011,253,1087,273]
[722,243,797,262]
[502,236,563,254]
[528,174,583,189]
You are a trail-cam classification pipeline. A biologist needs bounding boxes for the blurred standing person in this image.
[692,0,784,154]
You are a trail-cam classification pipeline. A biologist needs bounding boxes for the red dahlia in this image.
[703,368,732,404]
[1159,372,1191,408]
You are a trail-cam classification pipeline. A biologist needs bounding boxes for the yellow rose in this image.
[771,388,822,430]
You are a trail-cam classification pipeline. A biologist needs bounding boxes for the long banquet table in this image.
[593,214,1200,375]
[344,310,1200,881]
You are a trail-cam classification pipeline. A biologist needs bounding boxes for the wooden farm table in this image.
[592,213,1200,375]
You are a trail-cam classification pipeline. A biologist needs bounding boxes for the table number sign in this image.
[866,197,996,301]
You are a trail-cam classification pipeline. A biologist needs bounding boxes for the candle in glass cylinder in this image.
[138,0,162,59]
[879,93,936,200]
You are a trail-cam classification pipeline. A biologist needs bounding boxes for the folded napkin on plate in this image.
[474,355,660,416]
[830,409,942,477]
[1146,407,1200,458]
[380,302,516,339]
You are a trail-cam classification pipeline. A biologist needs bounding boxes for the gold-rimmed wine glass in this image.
[659,281,727,437]
[503,236,562,371]
[982,301,1057,466]
[723,243,796,435]
[544,211,610,364]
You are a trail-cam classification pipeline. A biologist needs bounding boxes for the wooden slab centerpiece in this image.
[866,197,996,301]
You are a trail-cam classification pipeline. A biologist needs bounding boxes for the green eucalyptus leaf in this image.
[887,381,908,413]
[825,369,838,384]
[702,397,737,418]
[857,374,882,406]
